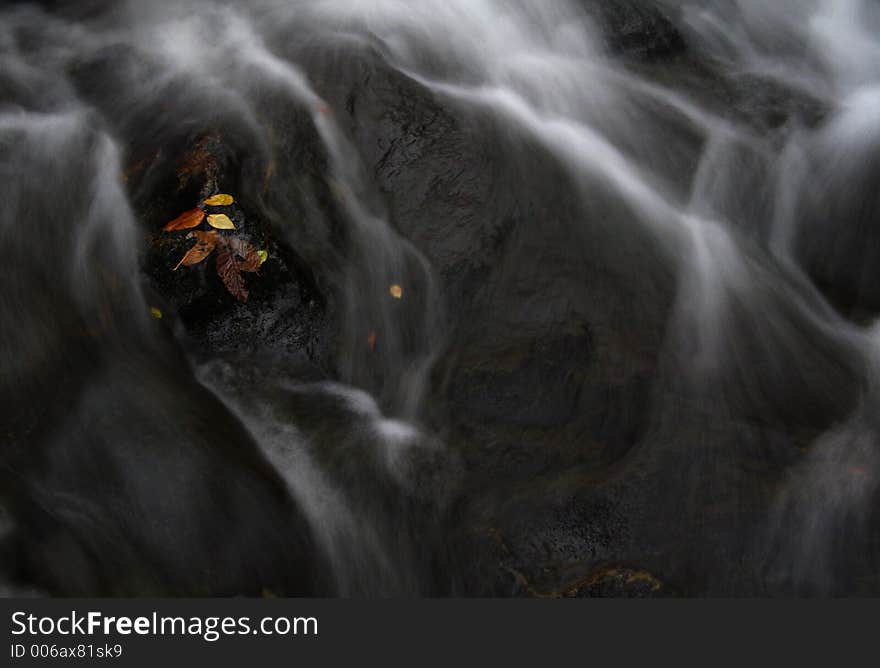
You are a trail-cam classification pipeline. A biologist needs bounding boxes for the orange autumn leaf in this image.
[170,232,258,301]
[389,284,403,299]
[367,330,377,351]
[164,207,205,231]
[174,230,218,270]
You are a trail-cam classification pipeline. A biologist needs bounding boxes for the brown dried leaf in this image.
[173,230,217,270]
[216,243,248,301]
[227,236,261,273]
[163,208,205,231]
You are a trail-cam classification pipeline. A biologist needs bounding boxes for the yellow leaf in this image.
[257,249,268,265]
[149,307,163,320]
[203,193,234,206]
[207,213,235,230]
[389,284,403,299]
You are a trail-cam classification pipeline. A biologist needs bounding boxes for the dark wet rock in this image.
[363,32,879,595]
[793,132,880,317]
[447,330,592,428]
[584,0,687,61]
[296,42,511,304]
[727,73,827,131]
[289,37,862,596]
[143,205,330,367]
[128,127,334,369]
[67,43,338,368]
[623,49,828,137]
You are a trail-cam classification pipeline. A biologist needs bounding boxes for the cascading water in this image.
[2,0,880,596]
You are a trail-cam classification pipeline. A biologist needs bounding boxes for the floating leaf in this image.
[257,249,268,266]
[216,243,248,301]
[389,284,403,299]
[149,307,163,320]
[203,193,234,206]
[367,330,377,351]
[174,230,218,270]
[207,213,235,230]
[163,208,205,231]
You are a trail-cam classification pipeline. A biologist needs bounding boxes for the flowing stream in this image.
[2,0,880,596]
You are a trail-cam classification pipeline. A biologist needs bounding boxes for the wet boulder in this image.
[584,0,687,61]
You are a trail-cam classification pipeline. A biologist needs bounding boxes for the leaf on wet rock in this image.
[216,243,248,302]
[207,213,235,229]
[227,236,261,273]
[163,207,205,231]
[203,193,234,206]
[257,249,268,266]
[389,284,403,299]
[173,230,218,270]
